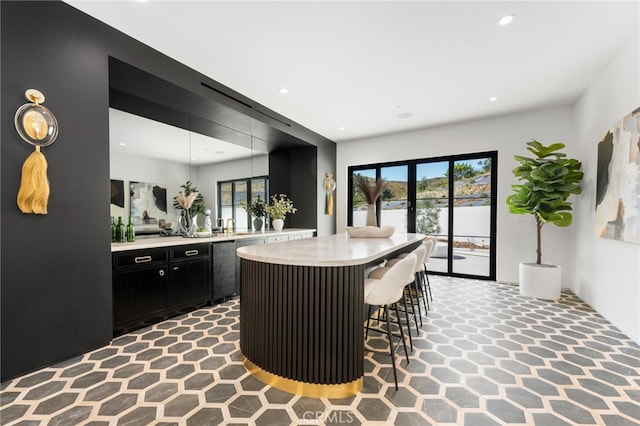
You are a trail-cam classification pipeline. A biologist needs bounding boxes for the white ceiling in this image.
[68,1,639,143]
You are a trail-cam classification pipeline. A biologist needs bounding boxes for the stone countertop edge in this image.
[111,228,316,252]
[236,233,425,267]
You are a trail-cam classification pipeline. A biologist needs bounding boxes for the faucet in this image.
[226,218,235,234]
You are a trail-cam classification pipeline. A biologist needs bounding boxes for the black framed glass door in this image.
[348,151,497,280]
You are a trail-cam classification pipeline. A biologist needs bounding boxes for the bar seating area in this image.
[363,253,417,390]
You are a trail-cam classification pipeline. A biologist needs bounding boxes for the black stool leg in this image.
[394,302,409,364]
[424,265,433,302]
[401,295,413,352]
[405,285,420,336]
[412,275,424,326]
[384,305,398,390]
[417,270,429,313]
[365,304,373,339]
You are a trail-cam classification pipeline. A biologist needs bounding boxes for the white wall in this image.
[573,36,640,343]
[337,106,576,285]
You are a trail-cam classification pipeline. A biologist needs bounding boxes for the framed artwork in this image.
[130,181,168,227]
[595,107,640,244]
[110,179,125,219]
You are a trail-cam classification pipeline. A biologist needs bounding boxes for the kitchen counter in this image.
[236,232,424,267]
[238,232,424,398]
[111,228,315,252]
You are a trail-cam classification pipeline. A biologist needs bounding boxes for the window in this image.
[218,176,268,230]
[348,152,497,280]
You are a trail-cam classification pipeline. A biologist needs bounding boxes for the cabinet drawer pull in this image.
[173,266,179,271]
[185,250,199,257]
[159,270,165,277]
[134,256,152,264]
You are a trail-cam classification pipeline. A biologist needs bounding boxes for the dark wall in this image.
[1,0,335,380]
[269,147,318,230]
[1,1,114,380]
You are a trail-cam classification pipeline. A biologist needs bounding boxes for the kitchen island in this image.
[237,232,424,398]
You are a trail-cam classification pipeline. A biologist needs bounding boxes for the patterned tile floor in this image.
[1,276,639,425]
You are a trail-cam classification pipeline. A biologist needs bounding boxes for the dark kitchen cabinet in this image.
[212,238,265,301]
[213,241,236,301]
[112,245,212,336]
[169,244,211,311]
[113,249,169,336]
[235,237,266,297]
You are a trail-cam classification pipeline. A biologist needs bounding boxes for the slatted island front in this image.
[236,232,424,398]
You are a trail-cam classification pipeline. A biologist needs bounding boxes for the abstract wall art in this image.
[595,107,640,244]
[129,181,167,227]
[110,179,125,219]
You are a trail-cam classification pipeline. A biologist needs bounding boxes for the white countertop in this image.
[111,228,315,252]
[236,232,425,267]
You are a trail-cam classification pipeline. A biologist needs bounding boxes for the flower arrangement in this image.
[354,175,386,204]
[354,175,386,227]
[265,194,297,220]
[173,180,205,235]
[244,195,266,218]
[173,180,205,216]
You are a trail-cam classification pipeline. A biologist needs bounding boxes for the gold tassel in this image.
[17,145,50,214]
[326,192,334,215]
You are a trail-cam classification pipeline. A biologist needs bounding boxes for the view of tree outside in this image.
[349,155,494,278]
[416,161,448,237]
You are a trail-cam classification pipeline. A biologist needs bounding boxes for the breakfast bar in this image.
[237,232,424,398]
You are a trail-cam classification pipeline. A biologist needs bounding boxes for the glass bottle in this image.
[204,209,212,234]
[126,216,135,242]
[117,216,125,243]
[111,216,116,242]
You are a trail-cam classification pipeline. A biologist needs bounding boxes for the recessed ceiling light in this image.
[398,112,413,119]
[489,96,498,102]
[119,142,126,146]
[279,88,288,94]
[498,14,515,26]
[338,126,345,131]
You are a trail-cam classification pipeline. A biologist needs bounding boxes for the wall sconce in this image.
[324,172,336,215]
[14,89,59,214]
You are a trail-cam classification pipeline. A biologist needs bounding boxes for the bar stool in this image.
[364,253,417,390]
[396,238,435,311]
[385,245,428,326]
[423,238,436,305]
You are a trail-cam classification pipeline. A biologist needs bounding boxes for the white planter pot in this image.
[519,262,562,300]
[272,218,284,232]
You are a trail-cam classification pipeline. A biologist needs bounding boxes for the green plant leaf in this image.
[507,139,582,263]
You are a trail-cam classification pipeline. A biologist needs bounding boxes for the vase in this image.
[519,262,562,300]
[253,217,264,231]
[179,211,199,236]
[272,218,284,232]
[189,214,199,235]
[365,204,377,226]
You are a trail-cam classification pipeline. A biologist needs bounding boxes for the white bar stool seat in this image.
[363,253,417,390]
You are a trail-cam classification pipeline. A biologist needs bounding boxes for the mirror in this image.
[107,57,312,236]
[109,108,269,234]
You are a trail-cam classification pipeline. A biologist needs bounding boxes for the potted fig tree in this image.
[506,140,583,300]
